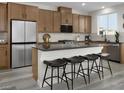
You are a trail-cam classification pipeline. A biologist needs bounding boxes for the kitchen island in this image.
[32,43,103,88]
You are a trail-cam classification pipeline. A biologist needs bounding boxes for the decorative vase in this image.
[43,33,51,43]
[43,43,50,49]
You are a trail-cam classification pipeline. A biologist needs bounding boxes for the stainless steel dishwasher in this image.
[106,44,120,63]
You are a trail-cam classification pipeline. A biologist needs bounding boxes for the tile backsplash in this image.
[38,32,124,43]
[0,33,8,41]
[38,33,86,42]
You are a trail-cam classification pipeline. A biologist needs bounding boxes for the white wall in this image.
[89,3,124,42]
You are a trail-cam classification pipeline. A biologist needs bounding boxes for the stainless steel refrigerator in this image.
[11,20,36,68]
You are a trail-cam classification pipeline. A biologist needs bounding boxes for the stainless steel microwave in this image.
[60,25,73,33]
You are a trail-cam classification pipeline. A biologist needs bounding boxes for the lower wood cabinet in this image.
[32,48,38,81]
[0,45,8,69]
[120,43,124,64]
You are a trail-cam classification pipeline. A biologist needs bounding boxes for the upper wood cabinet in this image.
[79,15,91,33]
[85,16,91,34]
[58,7,72,25]
[38,9,53,32]
[72,14,79,33]
[25,5,39,21]
[79,15,85,33]
[53,11,60,33]
[8,3,25,20]
[61,13,72,25]
[0,45,8,69]
[8,3,38,21]
[0,4,7,32]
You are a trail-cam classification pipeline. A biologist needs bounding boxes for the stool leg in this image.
[42,65,48,87]
[57,67,59,84]
[94,60,101,80]
[80,63,87,85]
[71,63,74,89]
[63,65,70,90]
[107,60,113,75]
[90,61,95,74]
[87,60,90,84]
[77,63,81,78]
[51,67,54,90]
[100,58,104,79]
[74,63,76,78]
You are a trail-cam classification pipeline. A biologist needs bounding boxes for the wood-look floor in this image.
[0,62,124,90]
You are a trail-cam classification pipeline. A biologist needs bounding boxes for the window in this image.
[97,13,117,35]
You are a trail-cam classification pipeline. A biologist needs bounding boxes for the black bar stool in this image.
[79,54,101,84]
[95,53,113,79]
[42,59,69,90]
[63,56,87,89]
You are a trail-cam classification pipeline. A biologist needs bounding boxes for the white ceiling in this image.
[32,2,123,12]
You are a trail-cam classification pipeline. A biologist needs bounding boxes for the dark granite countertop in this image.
[33,43,103,51]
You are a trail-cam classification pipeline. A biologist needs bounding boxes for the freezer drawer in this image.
[12,44,25,68]
[25,44,36,66]
[25,22,36,42]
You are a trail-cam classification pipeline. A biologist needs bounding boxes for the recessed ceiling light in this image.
[82,3,86,6]
[102,6,105,9]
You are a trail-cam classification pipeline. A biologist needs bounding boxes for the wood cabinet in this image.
[79,15,91,33]
[25,5,39,21]
[79,15,85,33]
[72,14,79,33]
[120,43,124,64]
[32,48,38,81]
[0,4,7,32]
[53,11,60,32]
[85,16,91,34]
[38,9,53,32]
[61,13,72,25]
[8,3,38,21]
[8,3,25,20]
[0,45,8,69]
[58,7,72,14]
[58,7,72,25]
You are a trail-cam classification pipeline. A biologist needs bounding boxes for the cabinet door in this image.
[0,47,7,69]
[79,15,85,33]
[0,4,7,32]
[61,13,67,24]
[73,14,79,33]
[38,9,46,32]
[67,13,72,25]
[61,13,72,25]
[85,16,91,34]
[8,3,25,20]
[45,10,53,32]
[25,6,38,21]
[53,11,60,33]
